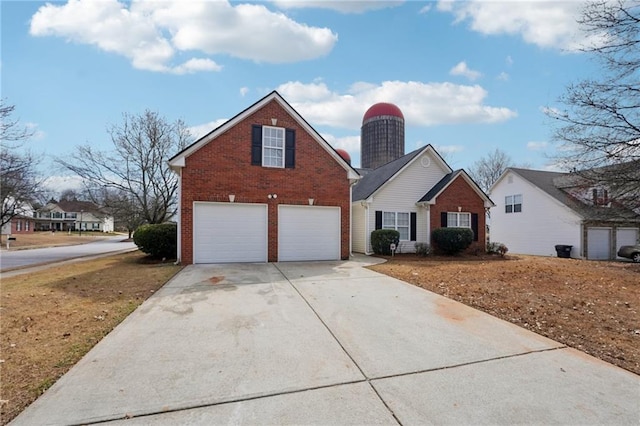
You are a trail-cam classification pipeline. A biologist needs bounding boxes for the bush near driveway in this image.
[133,223,177,259]
[371,229,400,255]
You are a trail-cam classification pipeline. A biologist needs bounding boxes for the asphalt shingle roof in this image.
[418,170,463,203]
[510,167,639,222]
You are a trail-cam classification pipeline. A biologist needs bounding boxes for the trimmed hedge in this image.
[432,227,473,255]
[371,229,400,255]
[133,223,177,259]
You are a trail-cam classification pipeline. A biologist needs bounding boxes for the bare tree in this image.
[0,101,41,229]
[58,110,191,225]
[468,148,516,192]
[546,0,639,208]
[86,185,144,238]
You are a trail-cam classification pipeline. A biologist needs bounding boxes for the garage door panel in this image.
[587,228,611,260]
[279,206,340,261]
[617,228,639,259]
[194,203,267,263]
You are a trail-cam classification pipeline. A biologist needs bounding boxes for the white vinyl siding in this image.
[490,171,582,257]
[359,151,448,253]
[193,202,267,263]
[351,203,367,253]
[278,205,340,261]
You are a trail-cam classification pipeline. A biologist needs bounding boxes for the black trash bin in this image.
[554,245,572,258]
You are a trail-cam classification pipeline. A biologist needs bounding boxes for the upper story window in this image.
[262,126,285,168]
[447,212,471,228]
[592,188,609,206]
[505,194,522,213]
[252,124,295,169]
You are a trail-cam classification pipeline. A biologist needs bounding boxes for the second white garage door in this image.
[278,205,340,261]
[193,202,267,263]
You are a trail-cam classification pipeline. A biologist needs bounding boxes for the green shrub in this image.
[487,241,509,257]
[414,242,431,257]
[432,227,473,255]
[371,229,400,255]
[133,223,177,259]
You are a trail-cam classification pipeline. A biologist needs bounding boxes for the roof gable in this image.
[419,170,495,207]
[352,145,451,201]
[169,91,359,180]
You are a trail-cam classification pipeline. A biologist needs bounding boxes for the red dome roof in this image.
[363,103,404,122]
[336,148,351,165]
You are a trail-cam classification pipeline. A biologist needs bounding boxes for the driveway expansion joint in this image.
[273,263,404,425]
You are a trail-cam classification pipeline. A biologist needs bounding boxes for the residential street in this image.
[0,236,136,271]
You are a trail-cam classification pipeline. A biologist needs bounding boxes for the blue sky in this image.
[2,1,601,192]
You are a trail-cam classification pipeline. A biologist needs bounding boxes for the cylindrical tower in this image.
[360,103,405,170]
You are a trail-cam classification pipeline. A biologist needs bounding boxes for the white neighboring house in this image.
[489,168,640,260]
[352,145,494,254]
[34,200,114,233]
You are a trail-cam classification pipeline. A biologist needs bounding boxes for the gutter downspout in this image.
[175,168,182,264]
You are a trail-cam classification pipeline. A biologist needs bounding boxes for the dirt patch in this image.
[0,252,182,424]
[369,254,640,375]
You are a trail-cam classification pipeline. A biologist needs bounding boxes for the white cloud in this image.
[43,175,86,193]
[506,55,514,66]
[277,80,517,129]
[497,72,509,81]
[527,141,549,151]
[189,119,229,140]
[419,4,432,14]
[272,1,403,14]
[449,61,482,81]
[29,0,337,73]
[25,122,46,141]
[437,1,586,51]
[434,144,464,154]
[240,87,249,97]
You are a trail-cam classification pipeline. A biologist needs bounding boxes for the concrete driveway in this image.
[12,256,639,425]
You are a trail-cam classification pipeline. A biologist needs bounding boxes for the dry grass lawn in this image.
[370,254,640,375]
[0,251,182,425]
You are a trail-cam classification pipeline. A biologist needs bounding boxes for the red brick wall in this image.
[7,218,36,234]
[180,99,351,263]
[429,175,487,252]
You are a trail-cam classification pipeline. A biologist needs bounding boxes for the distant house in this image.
[352,145,494,254]
[1,201,36,235]
[34,201,114,233]
[489,167,640,260]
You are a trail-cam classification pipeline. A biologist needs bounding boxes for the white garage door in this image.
[193,202,267,263]
[617,228,639,259]
[278,205,340,261]
[587,227,611,260]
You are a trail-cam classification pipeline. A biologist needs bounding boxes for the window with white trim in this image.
[383,211,410,240]
[505,194,522,213]
[16,220,22,231]
[262,126,285,168]
[447,212,471,228]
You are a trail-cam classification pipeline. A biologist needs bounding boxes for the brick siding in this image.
[429,175,487,252]
[180,100,351,263]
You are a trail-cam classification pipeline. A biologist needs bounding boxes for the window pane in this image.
[459,213,471,227]
[398,226,409,240]
[506,205,513,213]
[397,212,409,226]
[514,194,522,204]
[447,212,458,227]
[383,212,395,228]
[514,204,522,213]
[505,195,513,205]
